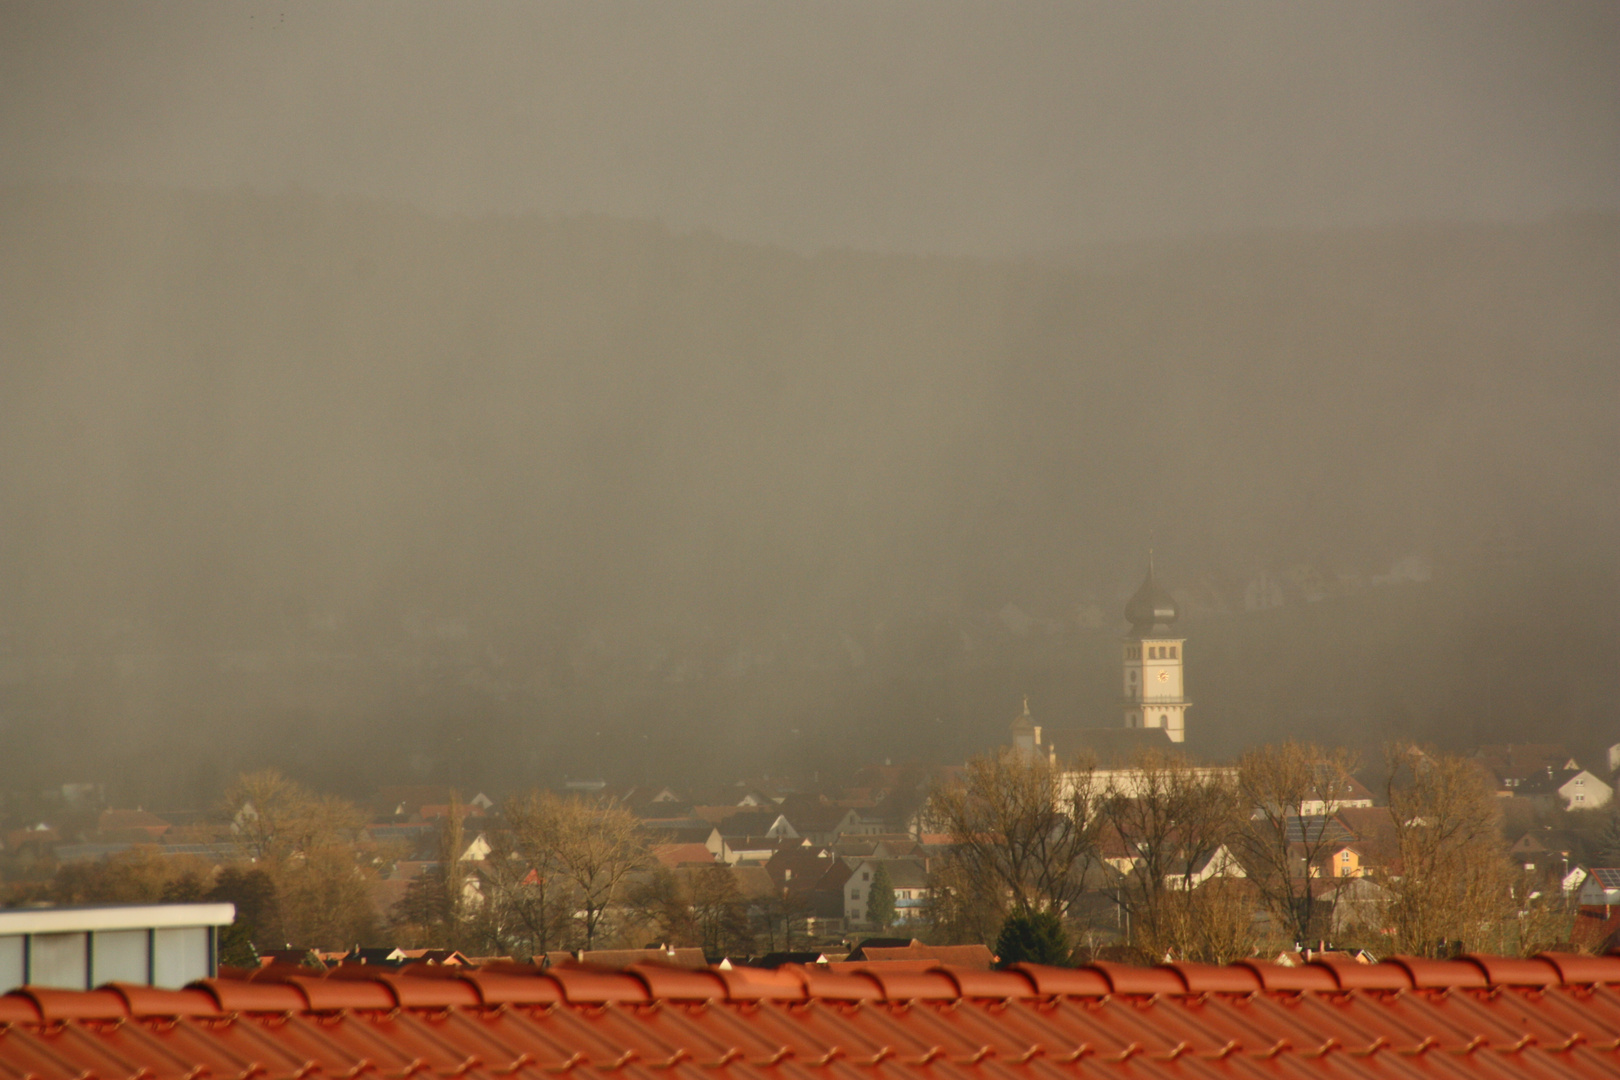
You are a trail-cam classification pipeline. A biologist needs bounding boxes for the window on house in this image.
[851,890,860,899]
[863,871,870,881]
[1168,646,1177,659]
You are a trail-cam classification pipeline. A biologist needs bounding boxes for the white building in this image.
[0,903,235,993]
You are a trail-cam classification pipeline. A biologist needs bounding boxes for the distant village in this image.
[2,559,1616,974]
[4,735,1620,971]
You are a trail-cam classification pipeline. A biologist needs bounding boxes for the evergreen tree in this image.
[866,863,896,931]
[1598,808,1620,867]
[994,910,1070,967]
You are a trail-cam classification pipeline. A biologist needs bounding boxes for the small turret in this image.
[1009,695,1043,761]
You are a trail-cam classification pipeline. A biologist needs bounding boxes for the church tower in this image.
[1121,557,1188,742]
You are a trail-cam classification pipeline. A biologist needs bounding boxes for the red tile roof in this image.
[3,955,1620,1079]
[652,842,718,867]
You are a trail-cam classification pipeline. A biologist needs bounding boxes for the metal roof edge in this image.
[0,903,236,934]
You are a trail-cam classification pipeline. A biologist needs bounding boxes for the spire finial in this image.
[1022,693,1030,715]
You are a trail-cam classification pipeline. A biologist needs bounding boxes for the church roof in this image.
[1038,726,1177,766]
[1124,558,1179,633]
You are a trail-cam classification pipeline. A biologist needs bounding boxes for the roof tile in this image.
[1008,963,1111,996]
[940,967,1037,998]
[857,967,959,1000]
[331,966,483,1007]
[1310,958,1411,991]
[192,977,310,1012]
[1537,952,1620,984]
[0,994,41,1023]
[627,962,728,1000]
[456,969,565,1004]
[103,983,223,1016]
[1387,956,1491,988]
[1236,959,1341,992]
[1162,961,1263,993]
[280,973,397,1010]
[1087,960,1185,995]
[544,966,652,1003]
[9,988,128,1021]
[1463,954,1564,986]
[4,957,1620,1080]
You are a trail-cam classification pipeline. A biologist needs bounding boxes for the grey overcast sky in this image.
[2,1,1617,255]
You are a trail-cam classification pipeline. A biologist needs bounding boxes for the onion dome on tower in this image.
[1124,556,1179,635]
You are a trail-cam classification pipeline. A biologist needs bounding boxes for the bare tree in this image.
[1101,748,1246,962]
[505,790,649,950]
[689,865,752,958]
[465,828,574,960]
[1381,743,1515,957]
[1235,741,1358,946]
[219,770,375,949]
[923,848,1005,946]
[626,867,699,946]
[927,749,1103,924]
[437,790,469,942]
[754,885,811,954]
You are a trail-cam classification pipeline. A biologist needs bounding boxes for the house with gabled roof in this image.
[839,858,932,927]
[722,835,802,865]
[1297,776,1376,816]
[652,842,717,868]
[713,810,798,840]
[1579,867,1620,909]
[1510,828,1587,876]
[639,822,725,861]
[1517,767,1613,813]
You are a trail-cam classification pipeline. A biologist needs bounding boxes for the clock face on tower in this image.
[1157,670,1169,682]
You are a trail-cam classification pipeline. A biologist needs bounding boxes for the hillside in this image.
[0,184,1614,798]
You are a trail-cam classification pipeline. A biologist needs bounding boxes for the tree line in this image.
[12,740,1585,966]
[926,741,1573,965]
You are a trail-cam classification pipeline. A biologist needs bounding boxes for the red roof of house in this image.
[4,955,1620,1076]
[96,809,171,836]
[850,941,997,969]
[652,842,718,867]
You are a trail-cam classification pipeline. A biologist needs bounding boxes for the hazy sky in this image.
[2,1,1616,255]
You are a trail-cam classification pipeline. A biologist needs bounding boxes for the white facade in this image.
[1559,770,1613,810]
[0,903,234,993]
[1122,637,1188,742]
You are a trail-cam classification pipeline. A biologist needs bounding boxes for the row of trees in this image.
[24,772,800,959]
[22,742,1574,964]
[927,742,1564,963]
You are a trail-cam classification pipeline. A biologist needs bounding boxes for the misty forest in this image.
[0,184,1613,804]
